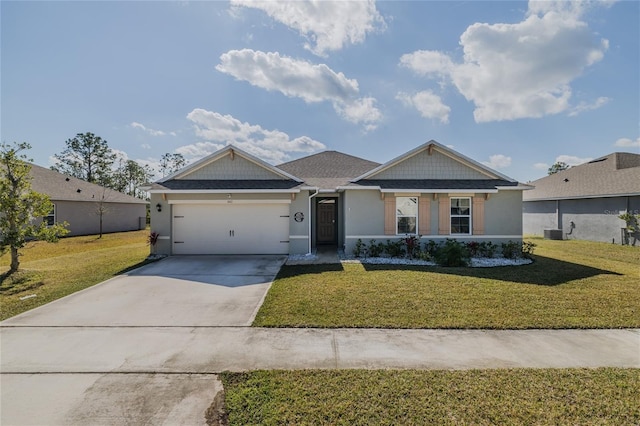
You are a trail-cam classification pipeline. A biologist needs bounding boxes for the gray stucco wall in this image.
[54,200,146,237]
[289,191,311,254]
[484,190,523,236]
[523,196,640,244]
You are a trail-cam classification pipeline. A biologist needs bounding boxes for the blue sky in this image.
[2,0,638,183]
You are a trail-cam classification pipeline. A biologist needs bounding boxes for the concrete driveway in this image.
[2,255,285,327]
[1,255,285,425]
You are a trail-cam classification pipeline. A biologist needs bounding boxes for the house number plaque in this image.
[294,212,304,222]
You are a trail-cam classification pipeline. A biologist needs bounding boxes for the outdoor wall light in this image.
[156,203,162,212]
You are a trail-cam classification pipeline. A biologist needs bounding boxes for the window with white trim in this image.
[396,197,417,234]
[43,204,56,227]
[450,197,471,234]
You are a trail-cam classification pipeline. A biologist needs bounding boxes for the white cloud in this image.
[400,1,610,122]
[216,49,382,129]
[230,0,386,57]
[614,137,640,148]
[184,108,326,163]
[130,122,173,137]
[175,142,225,159]
[396,91,450,124]
[482,154,512,169]
[556,154,592,166]
[141,143,151,150]
[568,96,610,116]
[533,162,549,170]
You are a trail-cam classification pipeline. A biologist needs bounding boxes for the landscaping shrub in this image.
[478,241,497,258]
[384,239,405,258]
[522,241,537,259]
[403,235,421,259]
[353,239,365,258]
[424,240,440,257]
[367,240,385,257]
[466,241,480,257]
[434,239,470,267]
[500,241,520,259]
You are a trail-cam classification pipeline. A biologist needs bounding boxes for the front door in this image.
[317,199,337,245]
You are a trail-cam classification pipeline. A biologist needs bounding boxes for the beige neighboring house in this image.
[523,152,640,244]
[29,163,148,236]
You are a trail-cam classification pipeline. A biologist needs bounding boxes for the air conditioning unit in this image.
[543,229,563,240]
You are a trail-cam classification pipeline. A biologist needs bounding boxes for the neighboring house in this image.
[29,163,148,236]
[523,152,640,244]
[147,141,531,255]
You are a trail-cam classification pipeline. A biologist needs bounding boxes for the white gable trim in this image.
[158,145,303,183]
[352,140,516,183]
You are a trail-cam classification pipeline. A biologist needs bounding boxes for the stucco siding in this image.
[344,191,385,236]
[522,200,557,235]
[373,150,489,180]
[523,196,640,244]
[484,190,523,236]
[179,155,285,180]
[54,200,146,237]
[289,191,311,254]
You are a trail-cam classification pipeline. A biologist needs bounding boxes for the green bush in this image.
[434,239,470,267]
[353,239,365,258]
[501,240,537,259]
[384,239,405,258]
[478,241,498,258]
[424,240,440,257]
[522,241,537,259]
[367,240,385,257]
[403,235,421,259]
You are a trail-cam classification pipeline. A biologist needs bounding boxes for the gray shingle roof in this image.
[523,152,640,201]
[277,151,380,189]
[155,179,302,190]
[28,163,148,204]
[352,179,520,190]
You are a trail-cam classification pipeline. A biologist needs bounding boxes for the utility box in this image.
[544,229,564,240]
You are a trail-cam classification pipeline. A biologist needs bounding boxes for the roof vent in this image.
[65,177,70,181]
[563,178,569,182]
[77,189,82,193]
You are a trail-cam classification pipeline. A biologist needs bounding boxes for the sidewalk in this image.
[2,326,638,372]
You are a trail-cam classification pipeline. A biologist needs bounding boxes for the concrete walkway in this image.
[2,326,638,372]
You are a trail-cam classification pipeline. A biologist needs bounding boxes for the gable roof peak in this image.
[158,144,303,183]
[352,139,516,183]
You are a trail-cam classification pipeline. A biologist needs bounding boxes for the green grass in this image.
[218,368,640,425]
[0,230,150,320]
[254,238,640,329]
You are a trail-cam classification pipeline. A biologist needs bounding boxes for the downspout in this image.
[308,187,319,254]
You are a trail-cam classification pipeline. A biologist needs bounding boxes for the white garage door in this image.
[172,203,290,255]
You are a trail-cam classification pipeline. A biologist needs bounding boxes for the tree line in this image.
[51,132,186,199]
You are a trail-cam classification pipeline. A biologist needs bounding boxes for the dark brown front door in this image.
[317,199,337,245]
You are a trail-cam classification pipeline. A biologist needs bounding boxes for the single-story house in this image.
[523,152,640,244]
[29,163,148,236]
[147,140,531,255]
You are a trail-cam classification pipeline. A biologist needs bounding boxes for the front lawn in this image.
[254,239,640,328]
[217,368,640,425]
[0,230,150,320]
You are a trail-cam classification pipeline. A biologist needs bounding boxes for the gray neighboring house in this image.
[29,163,148,236]
[523,152,640,244]
[147,140,531,256]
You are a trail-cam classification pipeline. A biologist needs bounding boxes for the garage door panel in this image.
[172,203,289,255]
